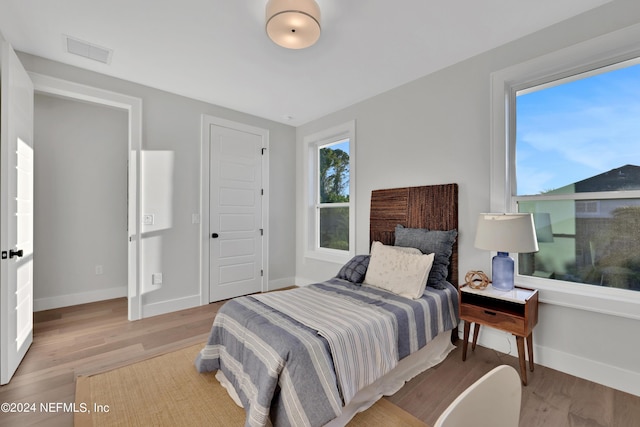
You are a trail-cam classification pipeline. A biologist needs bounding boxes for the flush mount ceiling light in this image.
[266,0,321,49]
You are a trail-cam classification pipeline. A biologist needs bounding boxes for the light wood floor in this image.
[387,338,640,427]
[1,298,639,426]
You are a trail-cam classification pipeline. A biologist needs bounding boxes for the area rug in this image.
[74,343,427,426]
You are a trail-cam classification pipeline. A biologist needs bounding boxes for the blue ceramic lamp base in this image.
[492,252,514,291]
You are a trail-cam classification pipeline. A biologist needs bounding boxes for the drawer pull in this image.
[484,310,497,316]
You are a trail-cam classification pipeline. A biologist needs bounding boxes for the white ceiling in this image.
[0,0,611,126]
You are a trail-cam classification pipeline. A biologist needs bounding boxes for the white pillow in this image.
[364,241,435,299]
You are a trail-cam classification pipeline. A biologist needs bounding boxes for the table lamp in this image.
[474,213,539,291]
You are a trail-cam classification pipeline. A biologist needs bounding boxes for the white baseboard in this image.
[457,324,517,356]
[141,294,201,318]
[458,323,640,397]
[266,277,296,291]
[34,286,127,311]
[535,343,640,397]
[293,276,317,287]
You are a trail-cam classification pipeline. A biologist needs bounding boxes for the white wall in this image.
[296,0,640,396]
[34,94,128,309]
[20,52,297,316]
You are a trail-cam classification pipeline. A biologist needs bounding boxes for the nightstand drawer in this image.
[460,304,526,336]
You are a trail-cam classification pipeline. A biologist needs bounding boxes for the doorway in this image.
[30,73,143,320]
[34,94,128,310]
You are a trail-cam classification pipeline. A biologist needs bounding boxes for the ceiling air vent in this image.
[64,35,113,64]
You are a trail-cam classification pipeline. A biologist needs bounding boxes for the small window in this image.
[304,121,356,262]
[318,140,350,250]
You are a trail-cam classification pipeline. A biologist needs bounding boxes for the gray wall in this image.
[296,0,640,396]
[21,52,297,315]
[34,94,128,306]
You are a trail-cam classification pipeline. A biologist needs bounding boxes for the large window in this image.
[491,25,640,317]
[514,59,640,292]
[304,121,355,262]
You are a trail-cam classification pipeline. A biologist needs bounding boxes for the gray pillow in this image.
[394,224,457,287]
[336,255,370,284]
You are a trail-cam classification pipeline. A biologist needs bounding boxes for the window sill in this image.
[516,275,640,321]
[304,248,352,266]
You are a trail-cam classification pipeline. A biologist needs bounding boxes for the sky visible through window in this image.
[335,140,350,199]
[321,139,350,199]
[516,61,640,195]
[330,140,349,157]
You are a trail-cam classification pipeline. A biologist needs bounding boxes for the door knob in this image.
[211,233,219,238]
[9,249,23,258]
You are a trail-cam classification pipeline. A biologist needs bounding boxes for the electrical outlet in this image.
[152,273,163,285]
[95,265,103,275]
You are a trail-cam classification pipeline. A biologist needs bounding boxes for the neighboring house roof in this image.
[548,164,640,194]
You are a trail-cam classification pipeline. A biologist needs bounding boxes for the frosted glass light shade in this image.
[266,0,321,49]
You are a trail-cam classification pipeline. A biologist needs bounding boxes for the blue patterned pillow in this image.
[336,255,371,284]
[395,225,457,287]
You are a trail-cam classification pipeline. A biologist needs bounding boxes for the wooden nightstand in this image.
[459,284,539,385]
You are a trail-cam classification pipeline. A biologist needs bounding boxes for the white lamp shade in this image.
[266,0,321,49]
[474,213,539,254]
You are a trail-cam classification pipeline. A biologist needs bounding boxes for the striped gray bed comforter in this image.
[194,278,459,427]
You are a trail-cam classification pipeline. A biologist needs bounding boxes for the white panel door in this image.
[0,35,34,385]
[209,123,263,302]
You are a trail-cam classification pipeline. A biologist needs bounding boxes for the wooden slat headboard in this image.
[370,184,459,287]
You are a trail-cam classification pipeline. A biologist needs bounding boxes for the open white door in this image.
[0,35,34,384]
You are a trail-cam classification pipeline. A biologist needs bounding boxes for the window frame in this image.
[303,121,356,263]
[490,24,640,320]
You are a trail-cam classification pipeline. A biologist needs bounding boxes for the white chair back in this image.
[434,365,521,427]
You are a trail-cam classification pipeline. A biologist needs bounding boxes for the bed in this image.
[195,183,460,427]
